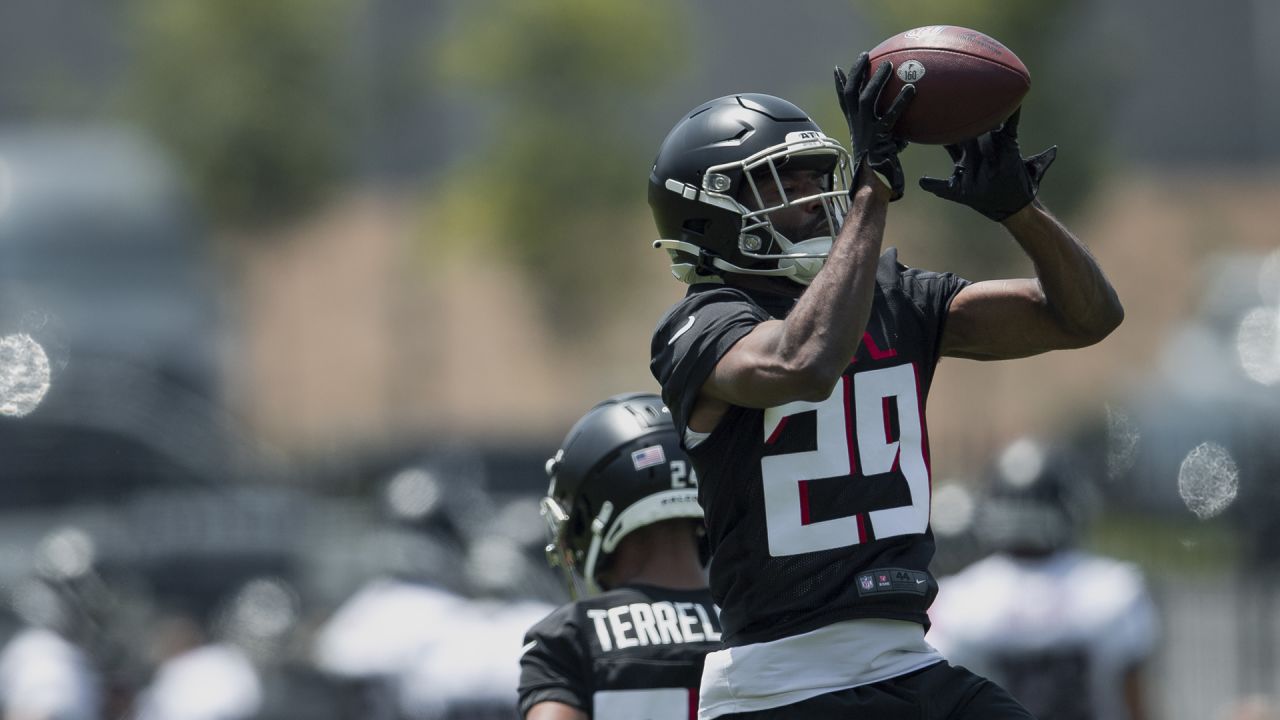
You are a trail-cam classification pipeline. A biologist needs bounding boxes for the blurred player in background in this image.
[0,576,102,720]
[131,607,263,720]
[519,393,719,720]
[927,438,1160,720]
[313,463,553,720]
[647,51,1123,719]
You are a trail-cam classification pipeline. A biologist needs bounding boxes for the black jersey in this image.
[517,584,721,719]
[649,249,969,647]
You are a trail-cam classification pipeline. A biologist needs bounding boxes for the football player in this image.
[518,393,720,720]
[927,438,1159,720]
[647,52,1123,719]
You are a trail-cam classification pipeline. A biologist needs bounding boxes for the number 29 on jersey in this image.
[761,363,930,557]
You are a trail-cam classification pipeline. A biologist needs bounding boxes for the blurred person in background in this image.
[519,393,719,720]
[131,604,263,720]
[647,51,1121,719]
[394,596,552,720]
[0,576,102,720]
[312,461,555,720]
[311,467,474,719]
[927,437,1160,720]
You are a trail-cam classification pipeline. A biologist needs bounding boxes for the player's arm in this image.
[697,176,888,411]
[941,201,1122,359]
[690,55,914,427]
[519,612,591,720]
[526,701,588,720]
[919,110,1123,359]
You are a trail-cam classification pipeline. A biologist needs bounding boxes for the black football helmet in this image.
[977,438,1097,555]
[649,93,853,286]
[541,393,702,598]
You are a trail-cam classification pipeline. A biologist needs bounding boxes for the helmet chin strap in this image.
[772,235,833,285]
[654,238,827,285]
[582,501,615,595]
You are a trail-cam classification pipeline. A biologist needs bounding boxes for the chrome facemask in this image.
[655,131,853,285]
[733,133,852,285]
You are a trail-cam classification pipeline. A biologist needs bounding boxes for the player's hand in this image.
[917,108,1057,221]
[834,53,915,201]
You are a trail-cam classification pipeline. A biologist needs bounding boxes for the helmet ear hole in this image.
[570,495,592,539]
[681,219,708,237]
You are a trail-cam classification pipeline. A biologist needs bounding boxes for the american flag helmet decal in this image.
[631,444,667,471]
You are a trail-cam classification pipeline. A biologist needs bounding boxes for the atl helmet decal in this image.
[897,60,926,83]
[782,130,834,149]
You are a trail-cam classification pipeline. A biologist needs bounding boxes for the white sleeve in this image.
[0,629,101,720]
[1096,563,1160,668]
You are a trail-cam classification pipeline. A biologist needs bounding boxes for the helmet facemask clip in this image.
[539,495,588,600]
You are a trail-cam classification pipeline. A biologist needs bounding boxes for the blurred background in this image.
[0,0,1276,718]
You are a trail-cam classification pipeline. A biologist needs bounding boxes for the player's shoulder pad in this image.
[523,601,580,645]
[657,284,759,322]
[652,284,764,348]
[875,246,906,289]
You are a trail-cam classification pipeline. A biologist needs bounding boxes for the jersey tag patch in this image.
[631,445,667,470]
[855,568,930,597]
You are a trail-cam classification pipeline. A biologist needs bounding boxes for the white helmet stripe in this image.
[582,489,702,588]
[601,489,701,554]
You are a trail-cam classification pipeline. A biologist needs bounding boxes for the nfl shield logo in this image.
[859,575,874,591]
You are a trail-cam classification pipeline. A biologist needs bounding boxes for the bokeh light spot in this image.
[35,527,96,581]
[466,536,526,595]
[1177,442,1239,520]
[228,577,298,640]
[931,482,976,537]
[997,438,1045,488]
[1236,306,1280,385]
[0,333,52,417]
[386,468,442,521]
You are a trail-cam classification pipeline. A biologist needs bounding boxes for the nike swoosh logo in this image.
[668,315,696,345]
[521,640,537,654]
[915,578,926,584]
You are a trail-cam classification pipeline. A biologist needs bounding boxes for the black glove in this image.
[918,108,1057,221]
[834,53,915,201]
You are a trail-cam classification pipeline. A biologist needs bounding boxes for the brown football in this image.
[868,25,1030,145]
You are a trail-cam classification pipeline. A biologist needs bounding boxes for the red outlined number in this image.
[761,363,929,557]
